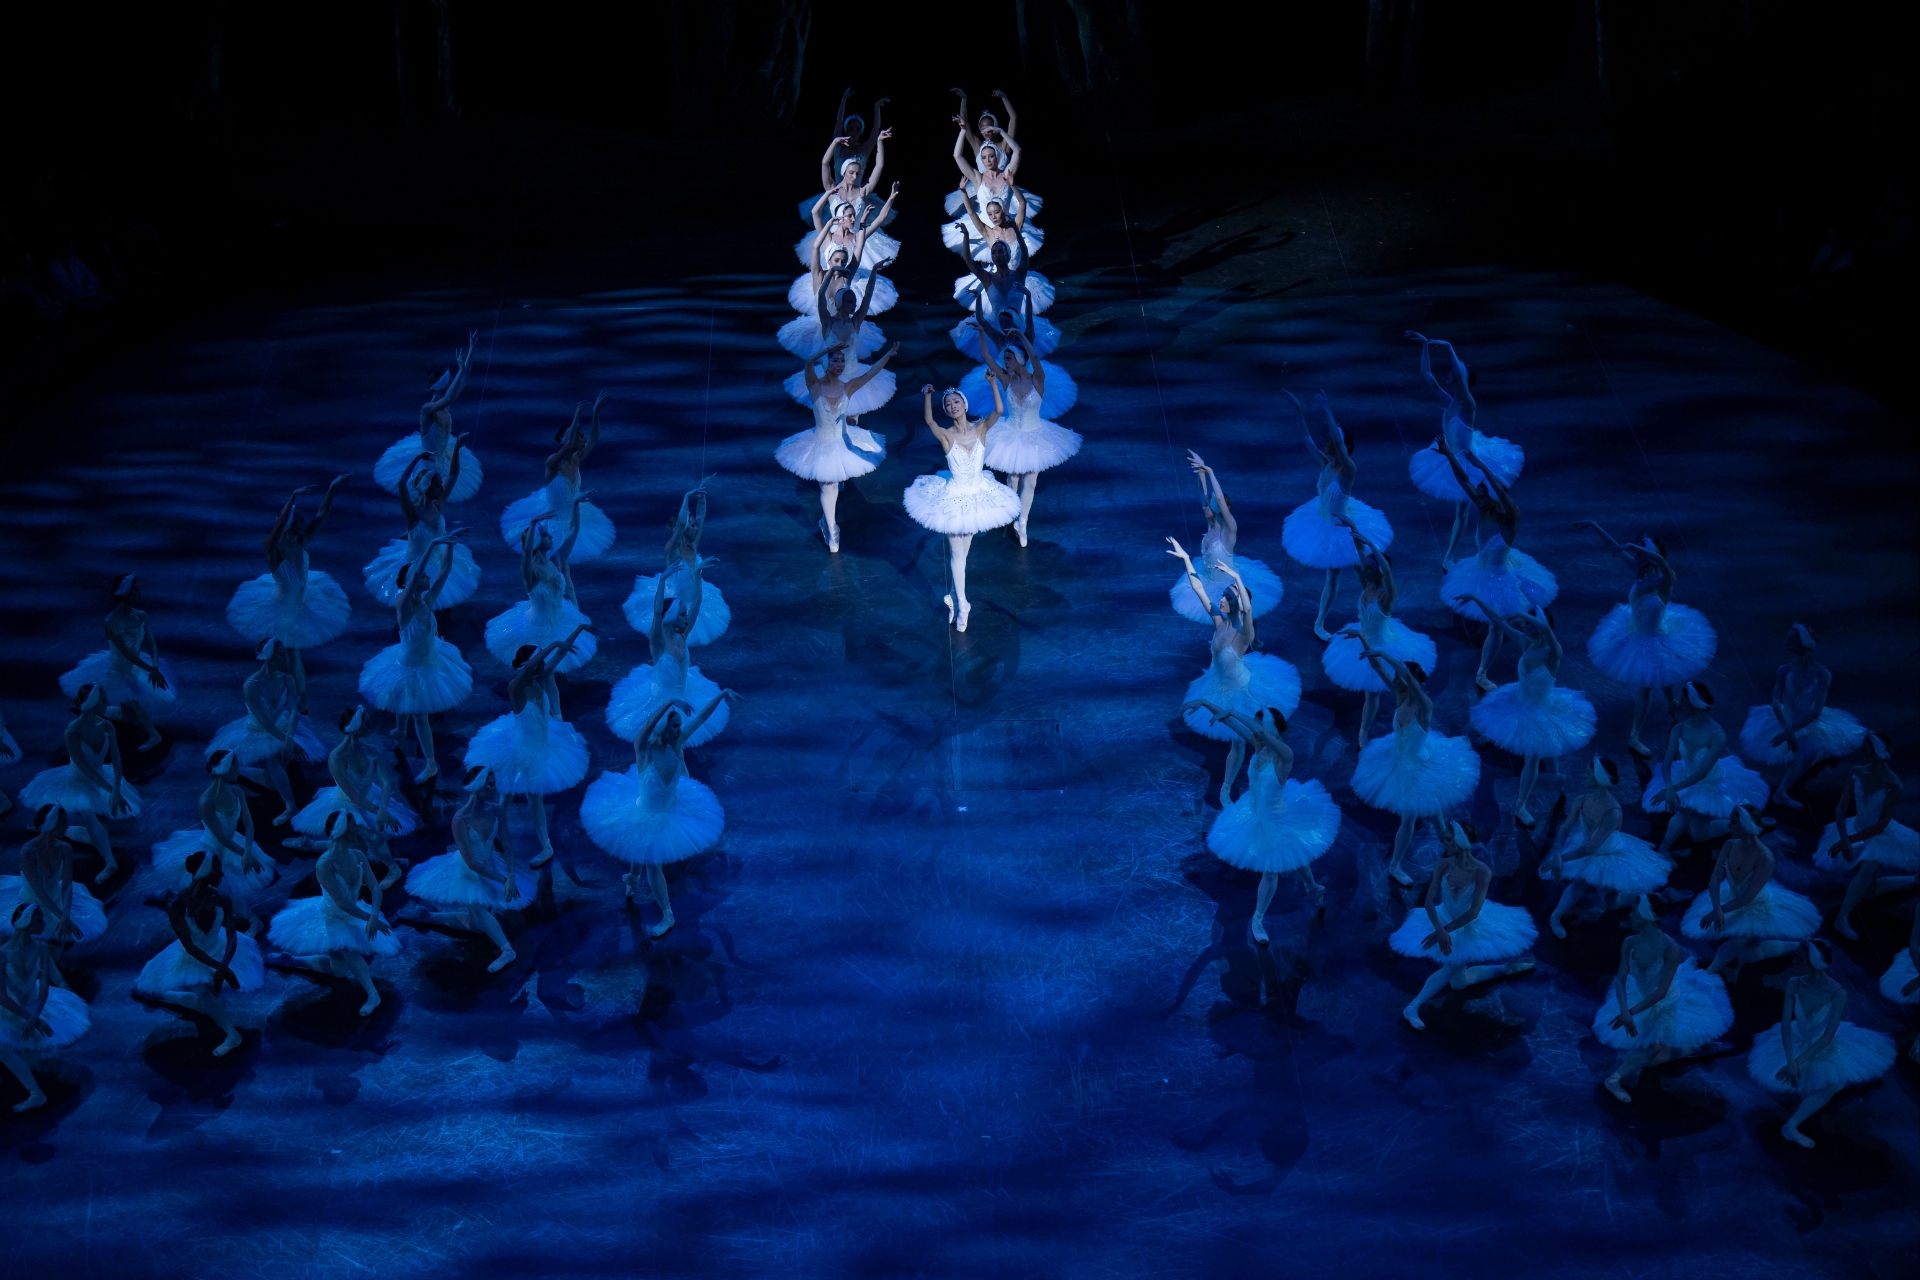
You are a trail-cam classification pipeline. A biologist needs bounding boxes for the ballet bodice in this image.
[1212,641,1250,689]
[180,911,230,961]
[1518,651,1556,705]
[1778,663,1827,720]
[1247,757,1285,814]
[1358,598,1389,647]
[651,650,690,698]
[398,606,438,662]
[1315,468,1349,521]
[1005,383,1043,431]
[1623,946,1674,998]
[1436,875,1480,922]
[1627,582,1669,634]
[541,473,579,517]
[638,755,682,811]
[945,437,989,486]
[1672,731,1719,781]
[1391,711,1434,764]
[527,576,566,623]
[332,742,377,797]
[246,675,299,734]
[1200,530,1233,577]
[514,701,553,745]
[271,544,311,599]
[1850,776,1888,827]
[404,510,447,560]
[1711,852,1768,903]
[419,416,451,458]
[811,391,850,435]
[1478,533,1514,572]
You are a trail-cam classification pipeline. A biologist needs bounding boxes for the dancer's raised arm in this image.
[820,135,852,193]
[843,341,900,395]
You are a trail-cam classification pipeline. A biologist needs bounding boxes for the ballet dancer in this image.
[1739,624,1865,807]
[208,638,326,825]
[1680,805,1821,975]
[953,288,1060,361]
[948,121,1030,224]
[1435,432,1558,690]
[1544,757,1669,939]
[1747,941,1896,1147]
[582,691,737,939]
[1390,821,1536,1030]
[1576,523,1717,757]
[1324,522,1435,748]
[267,811,400,1017]
[1405,333,1523,567]
[1456,596,1595,828]
[979,323,1079,546]
[797,183,901,278]
[1183,700,1340,942]
[0,806,108,982]
[287,706,419,844]
[906,383,1023,633]
[1644,681,1769,854]
[486,512,597,674]
[956,298,1076,422]
[822,87,889,193]
[1169,450,1284,623]
[404,766,534,972]
[1815,733,1915,938]
[1279,389,1394,641]
[464,625,592,869]
[227,475,353,654]
[780,261,895,399]
[812,127,891,226]
[500,395,616,560]
[152,751,273,903]
[20,684,148,882]
[608,559,731,746]
[775,342,900,554]
[373,332,483,501]
[1169,544,1300,798]
[1881,905,1919,1063]
[0,909,89,1111]
[366,451,482,608]
[627,485,730,648]
[133,856,262,1056]
[1352,646,1483,887]
[789,238,898,319]
[57,574,170,743]
[357,535,475,785]
[1593,897,1733,1102]
[954,234,1055,324]
[952,88,1025,158]
[945,179,1041,262]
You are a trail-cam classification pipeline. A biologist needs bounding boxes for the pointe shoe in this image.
[647,914,675,940]
[1402,1005,1427,1031]
[214,1029,243,1057]
[956,601,971,633]
[13,1090,47,1113]
[943,593,955,624]
[1476,674,1498,694]
[818,518,839,553]
[1773,790,1804,810]
[1504,957,1536,976]
[1250,918,1270,946]
[1514,808,1537,830]
[1389,863,1417,888]
[358,991,381,1017]
[487,948,517,974]
[529,845,554,869]
[1627,737,1652,759]
[1314,624,1334,643]
[1013,518,1027,548]
[272,810,294,828]
[414,760,439,785]
[1603,1075,1632,1103]
[1782,1124,1815,1149]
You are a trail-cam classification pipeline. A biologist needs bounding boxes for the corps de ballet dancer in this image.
[152,750,273,903]
[951,89,1025,160]
[0,908,90,1111]
[404,766,535,972]
[1738,624,1865,807]
[956,296,1075,422]
[21,684,149,882]
[266,811,399,1017]
[1643,681,1769,854]
[1279,390,1393,641]
[1324,523,1435,748]
[781,224,892,363]
[500,395,616,561]
[1816,734,1916,938]
[208,638,326,825]
[287,705,419,844]
[1169,544,1299,794]
[1456,597,1595,828]
[133,856,262,1056]
[1169,451,1284,623]
[1576,523,1717,757]
[954,287,1059,361]
[954,237,1057,340]
[782,266,897,408]
[487,512,597,674]
[373,333,483,502]
[1184,701,1340,942]
[906,384,1023,633]
[227,476,354,657]
[807,126,891,227]
[798,183,901,279]
[357,536,475,784]
[1592,897,1733,1102]
[947,100,1039,221]
[978,324,1079,546]
[1352,646,1483,886]
[1747,940,1896,1147]
[1405,333,1523,567]
[1,806,109,981]
[1434,433,1558,690]
[464,625,592,869]
[582,692,737,939]
[1681,805,1820,975]
[1544,757,1669,938]
[818,88,888,203]
[1882,906,1919,1063]
[788,235,897,319]
[1390,821,1536,1030]
[945,178,1041,262]
[57,574,170,745]
[608,559,731,746]
[366,452,482,608]
[628,485,730,648]
[775,343,900,554]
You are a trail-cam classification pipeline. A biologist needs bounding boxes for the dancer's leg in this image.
[120,698,163,751]
[0,1048,44,1111]
[1314,570,1340,641]
[409,714,438,784]
[646,864,674,938]
[172,989,243,1056]
[1515,754,1542,827]
[948,534,975,630]
[331,949,380,1015]
[1603,1045,1676,1102]
[1015,473,1037,544]
[819,481,841,550]
[1358,691,1380,748]
[1774,741,1822,808]
[1627,687,1654,756]
[1476,626,1501,692]
[1404,965,1454,1029]
[1221,740,1248,804]
[1452,958,1533,988]
[1388,815,1417,886]
[264,755,297,825]
[1442,503,1468,566]
[1549,881,1584,939]
[471,908,515,971]
[1781,1087,1840,1148]
[529,795,553,865]
[1250,872,1278,945]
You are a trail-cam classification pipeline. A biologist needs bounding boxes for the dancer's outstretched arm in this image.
[843,341,900,395]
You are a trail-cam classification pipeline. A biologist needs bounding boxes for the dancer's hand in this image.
[831,135,852,147]
[1405,330,1429,344]
[922,384,935,396]
[1609,1010,1637,1035]
[291,484,320,497]
[1165,535,1192,561]
[328,473,351,491]
[878,128,892,140]
[1185,449,1209,472]
[951,114,966,127]
[720,689,744,704]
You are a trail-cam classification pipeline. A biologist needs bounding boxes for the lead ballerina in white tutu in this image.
[1645,681,1769,854]
[21,684,148,882]
[1405,333,1523,567]
[1391,821,1536,1030]
[1170,450,1284,623]
[1169,543,1300,799]
[907,383,1023,633]
[979,323,1078,546]
[627,484,730,648]
[365,452,482,608]
[1681,805,1820,975]
[582,690,738,939]
[58,574,170,746]
[1457,596,1595,828]
[1324,523,1436,748]
[404,767,534,972]
[1352,646,1484,886]
[0,913,88,1111]
[500,394,615,561]
[134,860,262,1056]
[486,511,596,674]
[1740,624,1865,808]
[266,811,399,1017]
[1279,390,1393,641]
[1575,523,1717,757]
[1544,757,1669,938]
[776,341,901,554]
[1820,735,1917,939]
[608,558,731,747]
[1748,941,1896,1148]
[373,332,483,502]
[228,475,354,658]
[464,624,592,869]
[357,536,475,784]
[1594,898,1733,1102]
[1434,432,1558,690]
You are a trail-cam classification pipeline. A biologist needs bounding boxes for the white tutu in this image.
[292,785,419,838]
[1641,757,1768,818]
[358,633,473,715]
[775,418,887,483]
[797,191,898,226]
[1170,556,1284,624]
[226,571,352,649]
[983,394,1080,475]
[135,932,266,996]
[21,763,141,820]
[624,573,729,648]
[1593,959,1733,1051]
[1586,601,1717,689]
[1352,729,1482,818]
[1470,680,1597,759]
[0,876,107,943]
[1441,540,1558,622]
[960,361,1076,418]
[1182,652,1301,740]
[953,270,1054,314]
[902,463,1022,536]
[789,270,896,316]
[1549,817,1669,893]
[268,895,401,957]
[1390,883,1537,964]
[796,226,900,270]
[0,987,89,1049]
[1813,820,1919,873]
[1408,430,1524,502]
[463,705,590,796]
[951,313,1061,359]
[363,539,482,608]
[405,847,535,910]
[1207,775,1341,873]
[208,712,326,765]
[58,649,178,705]
[1281,497,1393,569]
[777,314,886,361]
[1738,705,1867,766]
[944,184,1043,220]
[606,662,729,747]
[940,218,1044,260]
[1881,951,1919,1005]
[484,590,596,673]
[580,767,725,866]
[150,827,275,895]
[783,364,897,417]
[373,436,483,501]
[1748,1020,1895,1094]
[1322,618,1437,694]
[500,491,616,562]
[1681,881,1821,940]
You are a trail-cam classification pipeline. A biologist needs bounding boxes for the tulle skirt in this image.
[777,314,886,361]
[1470,682,1597,759]
[1748,1021,1895,1094]
[1390,897,1537,965]
[1322,621,1437,694]
[226,571,353,649]
[1642,757,1768,818]
[484,597,596,673]
[1680,881,1821,940]
[951,313,1061,359]
[500,494,616,562]
[21,763,140,820]
[903,472,1022,535]
[291,785,419,838]
[960,361,1075,418]
[944,186,1043,220]
[1586,602,1716,689]
[0,876,107,943]
[405,848,535,910]
[939,218,1043,260]
[953,271,1054,314]
[783,366,897,417]
[789,271,897,316]
[775,422,887,483]
[1408,432,1524,502]
[606,665,728,746]
[462,713,590,796]
[135,933,266,996]
[625,575,730,647]
[1881,951,1919,1006]
[1352,732,1482,818]
[796,226,900,270]
[983,416,1081,475]
[1441,551,1559,622]
[151,827,275,895]
[1812,820,1919,873]
[1281,498,1393,569]
[580,768,726,866]
[363,540,482,608]
[1207,777,1341,873]
[1182,653,1301,740]
[58,650,177,706]
[358,637,473,715]
[208,713,327,765]
[0,987,89,1049]
[373,436,483,501]
[1738,705,1867,766]
[1593,960,1732,1051]
[1549,818,1669,893]
[268,895,401,957]
[1170,557,1284,623]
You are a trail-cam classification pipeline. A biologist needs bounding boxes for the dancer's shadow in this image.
[139,1027,262,1142]
[0,1063,93,1163]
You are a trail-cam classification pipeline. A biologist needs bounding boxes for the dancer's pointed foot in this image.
[1402,1004,1427,1031]
[1476,673,1498,694]
[1603,1074,1632,1103]
[1389,863,1417,888]
[272,809,294,827]
[818,518,839,553]
[214,1027,243,1057]
[1772,789,1804,810]
[1627,737,1652,759]
[529,844,554,870]
[358,990,382,1017]
[647,912,675,940]
[139,731,164,752]
[943,593,955,624]
[414,759,438,785]
[1550,915,1569,940]
[1314,624,1334,642]
[1250,916,1270,946]
[1834,914,1858,940]
[1013,518,1027,548]
[1504,957,1535,976]
[487,948,516,974]
[12,1087,47,1112]
[956,601,971,633]
[93,863,118,886]
[1514,807,1537,830]
[1781,1123,1816,1149]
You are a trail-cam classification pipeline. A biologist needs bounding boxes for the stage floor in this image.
[0,190,1916,1278]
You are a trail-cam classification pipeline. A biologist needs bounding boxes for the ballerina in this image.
[500,395,616,560]
[57,573,170,744]
[1390,820,1536,1030]
[1279,390,1394,641]
[227,475,354,655]
[1747,941,1896,1147]
[133,856,262,1056]
[20,684,147,882]
[952,287,1060,361]
[1168,450,1284,623]
[808,127,891,226]
[779,259,892,377]
[373,332,483,502]
[1352,646,1484,887]
[0,806,109,981]
[357,535,475,784]
[152,750,274,903]
[784,317,900,423]
[951,88,1025,160]
[1435,432,1558,690]
[266,811,400,1017]
[788,239,898,319]
[1405,333,1524,567]
[1739,624,1866,807]
[819,87,889,194]
[1881,906,1919,1064]
[944,177,1042,262]
[956,300,1076,422]
[1680,805,1820,975]
[906,383,1023,633]
[1457,596,1596,828]
[206,638,326,825]
[486,511,597,674]
[1577,523,1717,757]
[1544,757,1670,938]
[582,691,737,939]
[287,706,419,844]
[465,625,592,869]
[366,451,482,608]
[1814,734,1916,939]
[953,234,1055,320]
[1643,681,1769,854]
[404,766,535,972]
[796,183,901,278]
[627,485,730,648]
[978,323,1079,546]
[1169,542,1300,797]
[1324,522,1435,748]
[1593,897,1733,1102]
[774,342,900,554]
[0,910,89,1111]
[947,118,1035,223]
[608,559,732,747]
